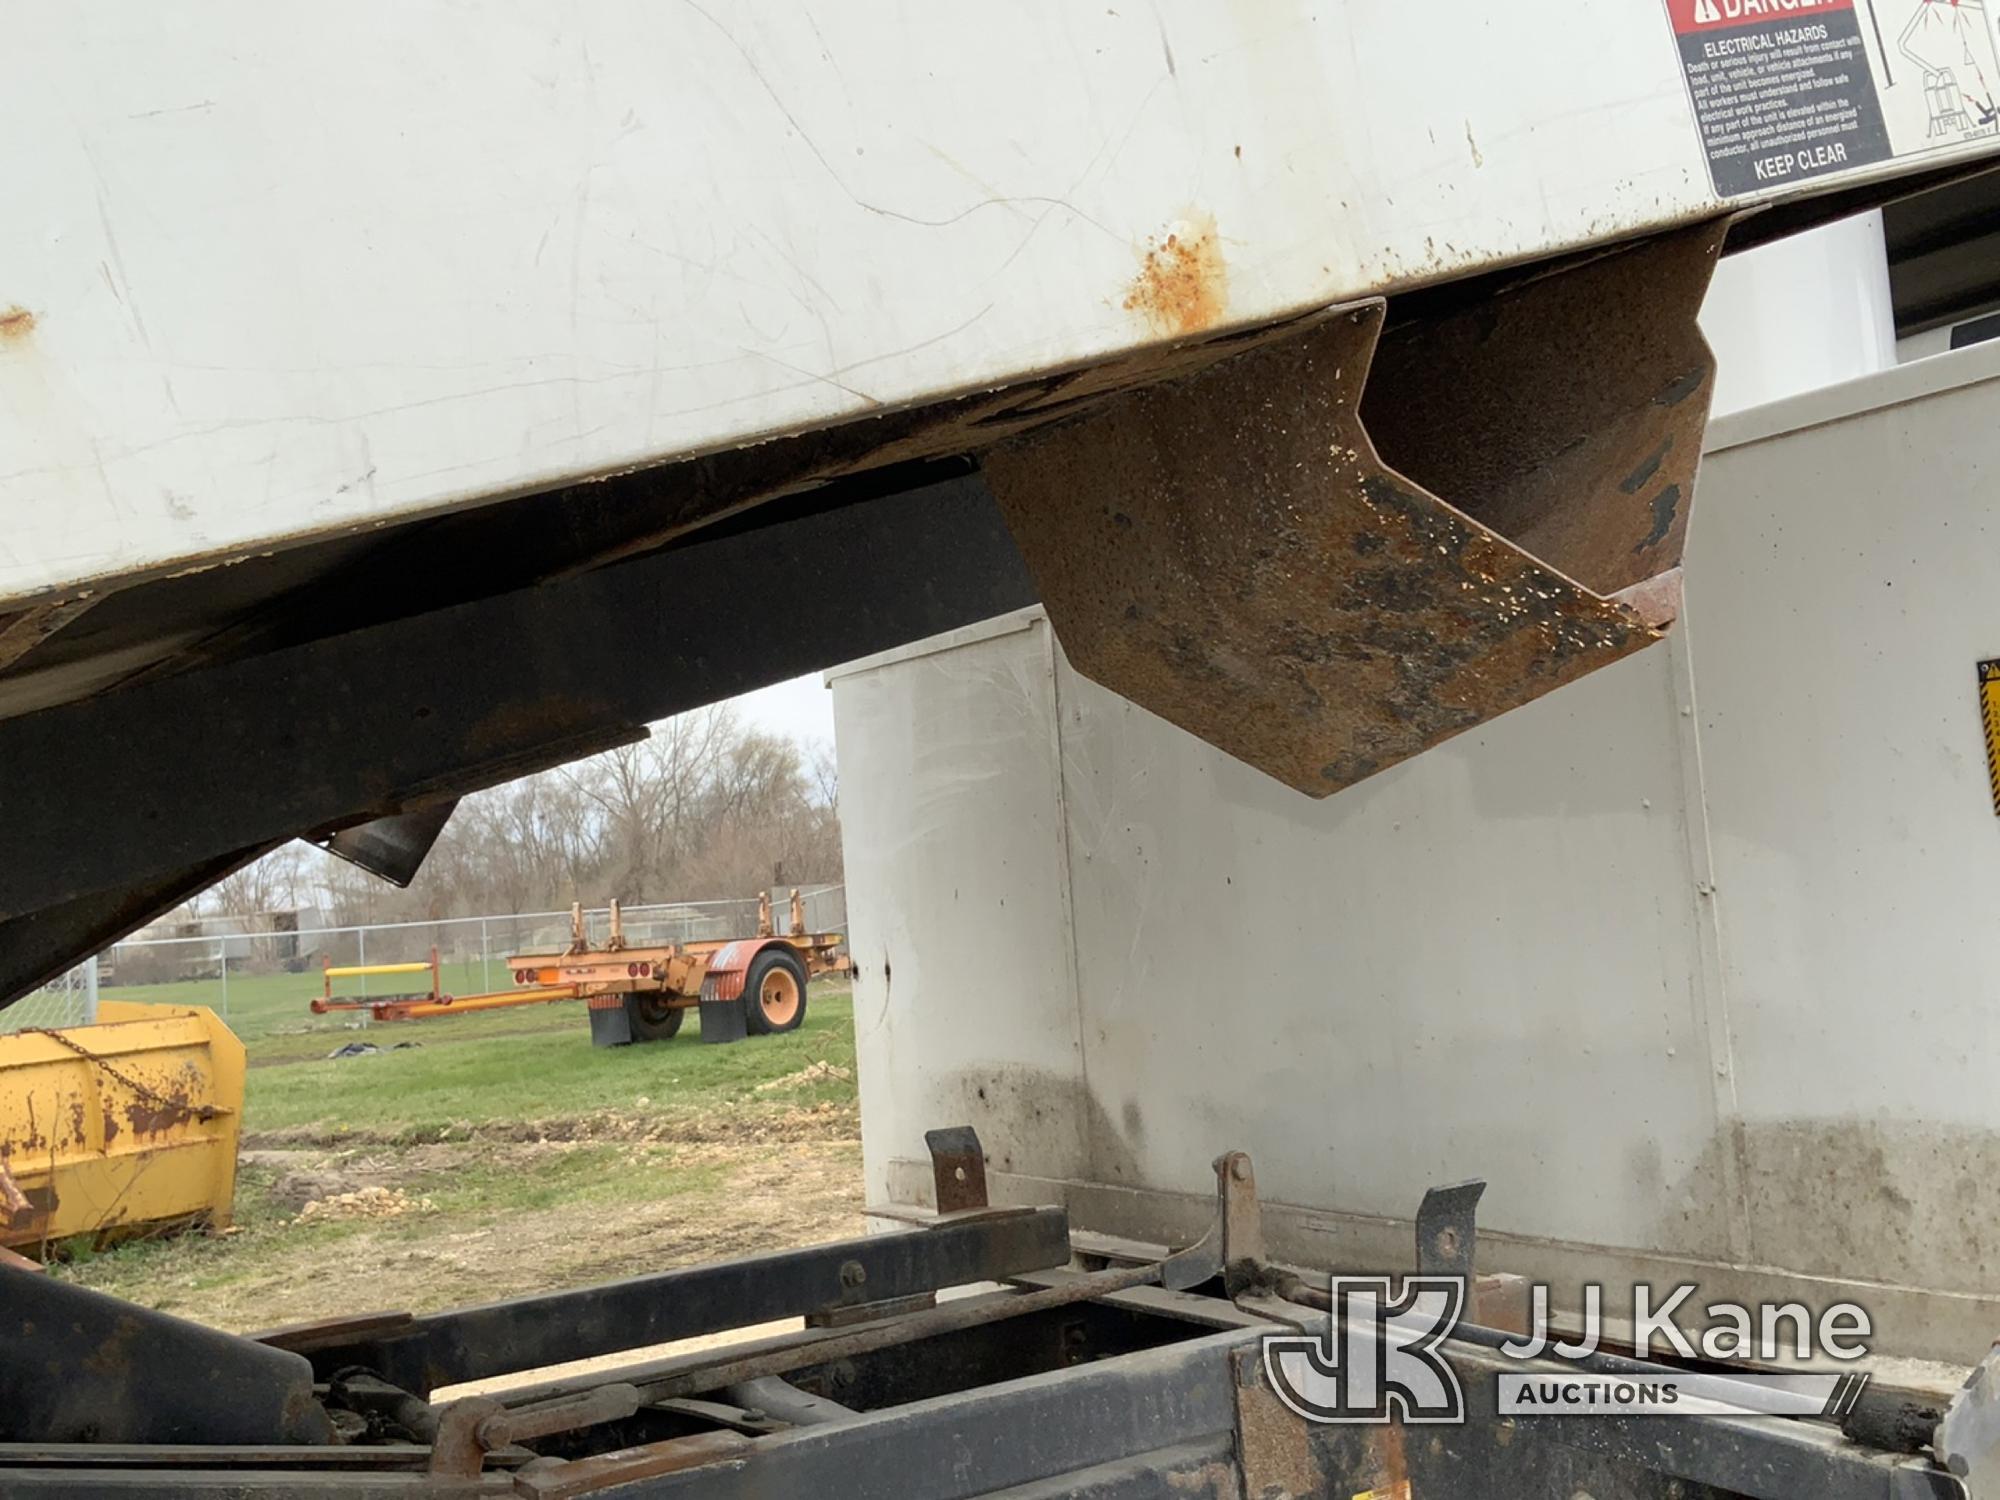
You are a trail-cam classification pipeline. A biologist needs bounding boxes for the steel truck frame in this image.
[2,1127,1990,1497]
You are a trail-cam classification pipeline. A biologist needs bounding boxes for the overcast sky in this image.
[729,671,835,749]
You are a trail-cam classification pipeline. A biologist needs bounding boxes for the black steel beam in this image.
[0,1270,334,1447]
[299,1206,1072,1394]
[632,1327,1252,1500]
[0,843,282,1003]
[0,468,1036,1002]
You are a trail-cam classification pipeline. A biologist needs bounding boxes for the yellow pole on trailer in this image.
[380,987,581,1021]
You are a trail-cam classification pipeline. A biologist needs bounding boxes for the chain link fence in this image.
[106,885,847,984]
[5,887,845,1042]
[0,960,100,1034]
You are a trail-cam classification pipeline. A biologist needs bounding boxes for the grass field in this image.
[49,980,863,1331]
[93,959,509,1043]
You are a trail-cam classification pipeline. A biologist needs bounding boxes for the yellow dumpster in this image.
[0,1002,243,1256]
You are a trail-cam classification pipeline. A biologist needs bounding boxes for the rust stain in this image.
[1366,1425,1410,1497]
[124,1092,213,1137]
[1232,1350,1325,1497]
[0,306,35,342]
[1123,214,1227,337]
[81,1313,143,1379]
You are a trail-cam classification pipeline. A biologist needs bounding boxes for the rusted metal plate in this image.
[925,1126,989,1214]
[512,1430,752,1498]
[1414,1179,1485,1282]
[1361,219,1728,600]
[1232,1347,1338,1499]
[1234,1346,1420,1500]
[985,223,1727,797]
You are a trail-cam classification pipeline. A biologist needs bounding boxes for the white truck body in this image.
[5,0,1997,612]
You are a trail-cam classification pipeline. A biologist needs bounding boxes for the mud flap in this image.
[699,997,748,1045]
[588,1001,634,1048]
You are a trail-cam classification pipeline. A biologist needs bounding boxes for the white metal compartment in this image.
[831,339,2000,1361]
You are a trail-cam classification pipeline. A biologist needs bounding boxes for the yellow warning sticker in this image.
[1981,661,2000,817]
[1352,1485,1412,1500]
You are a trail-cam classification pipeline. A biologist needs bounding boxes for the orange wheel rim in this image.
[759,969,801,1026]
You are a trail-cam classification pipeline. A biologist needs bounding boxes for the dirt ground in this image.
[44,989,868,1334]
[92,1106,863,1333]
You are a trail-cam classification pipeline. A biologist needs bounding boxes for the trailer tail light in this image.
[639,962,650,977]
[626,962,638,977]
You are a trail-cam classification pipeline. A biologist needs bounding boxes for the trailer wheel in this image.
[625,993,685,1043]
[743,947,808,1036]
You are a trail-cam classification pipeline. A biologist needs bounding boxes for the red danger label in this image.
[1663,0,1853,36]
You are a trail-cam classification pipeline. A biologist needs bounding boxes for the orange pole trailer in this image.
[303,894,849,1047]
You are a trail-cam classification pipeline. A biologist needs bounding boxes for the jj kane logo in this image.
[1262,1277,1467,1425]
[1263,1279,1872,1424]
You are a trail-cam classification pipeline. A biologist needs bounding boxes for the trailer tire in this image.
[742,947,809,1036]
[625,993,685,1043]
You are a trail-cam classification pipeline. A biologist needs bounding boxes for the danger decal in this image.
[1979,660,2000,817]
[1663,0,2000,197]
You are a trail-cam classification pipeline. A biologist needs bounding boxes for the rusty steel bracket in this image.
[986,219,1729,796]
[1414,1178,1485,1283]
[1129,1149,1261,1295]
[925,1125,990,1214]
[1214,1151,1267,1298]
[424,1397,500,1478]
[429,1385,643,1479]
[1412,1176,1535,1335]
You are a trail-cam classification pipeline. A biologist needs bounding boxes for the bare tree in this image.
[557,705,739,900]
[271,704,842,927]
[808,740,839,809]
[201,845,305,920]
